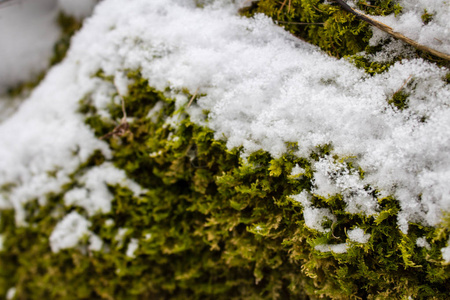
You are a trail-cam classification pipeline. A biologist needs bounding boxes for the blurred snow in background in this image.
[0,0,97,95]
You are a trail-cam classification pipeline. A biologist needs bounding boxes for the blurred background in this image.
[0,0,98,95]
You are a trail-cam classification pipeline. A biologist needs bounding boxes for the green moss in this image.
[240,0,402,58]
[1,71,449,299]
[421,9,433,25]
[50,12,83,66]
[388,90,409,110]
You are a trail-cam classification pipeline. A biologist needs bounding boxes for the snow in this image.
[126,238,139,258]
[115,228,128,247]
[6,287,16,300]
[49,211,91,253]
[0,0,60,94]
[347,227,371,244]
[88,234,103,251]
[315,243,349,254]
[64,162,145,216]
[292,191,337,233]
[416,237,431,250]
[441,240,450,263]
[290,164,305,177]
[0,0,448,254]
[57,0,97,19]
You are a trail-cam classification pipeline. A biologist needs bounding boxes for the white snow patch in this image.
[49,211,91,253]
[126,238,139,258]
[315,243,348,254]
[6,287,16,300]
[88,234,103,252]
[292,191,336,233]
[105,219,115,227]
[64,162,144,216]
[347,227,371,244]
[416,237,431,250]
[290,164,305,176]
[115,227,128,247]
[441,240,450,263]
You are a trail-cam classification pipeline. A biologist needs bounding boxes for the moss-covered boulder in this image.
[0,0,449,299]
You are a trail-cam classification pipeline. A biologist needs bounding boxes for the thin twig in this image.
[100,82,130,140]
[334,0,450,61]
[278,0,288,16]
[393,75,412,96]
[187,88,199,108]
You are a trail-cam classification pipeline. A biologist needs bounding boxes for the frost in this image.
[347,227,371,244]
[49,211,91,253]
[126,238,139,258]
[416,237,431,250]
[315,243,348,254]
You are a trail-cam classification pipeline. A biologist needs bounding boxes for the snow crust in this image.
[0,0,449,253]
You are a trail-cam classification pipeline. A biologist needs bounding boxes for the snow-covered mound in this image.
[0,0,449,254]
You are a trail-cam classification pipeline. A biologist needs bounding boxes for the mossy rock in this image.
[1,71,449,300]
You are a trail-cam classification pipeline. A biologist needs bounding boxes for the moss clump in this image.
[421,9,433,25]
[50,12,83,66]
[1,71,449,299]
[240,0,400,58]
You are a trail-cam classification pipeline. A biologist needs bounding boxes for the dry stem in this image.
[334,0,450,61]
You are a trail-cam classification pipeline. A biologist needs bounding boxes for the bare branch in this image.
[334,0,450,61]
